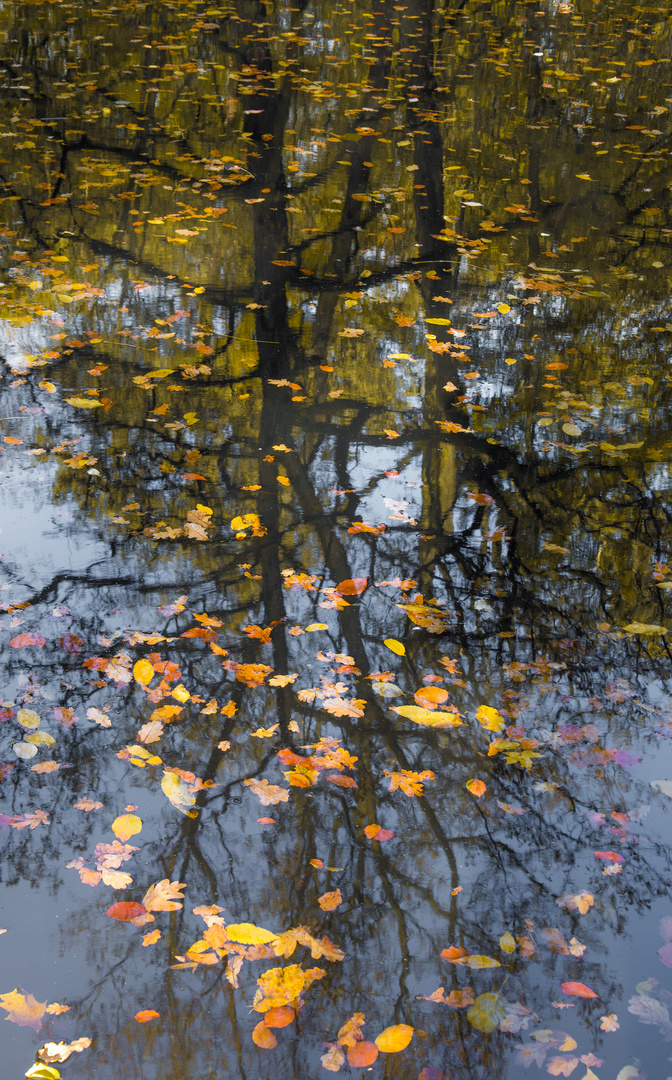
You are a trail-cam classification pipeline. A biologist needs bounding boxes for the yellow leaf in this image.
[465,954,501,969]
[111,814,142,842]
[475,705,506,732]
[133,659,154,687]
[171,683,191,703]
[160,771,197,816]
[375,1024,413,1053]
[497,303,511,314]
[424,317,452,326]
[64,396,103,409]
[623,622,667,635]
[384,638,405,656]
[226,922,278,945]
[499,932,516,954]
[575,173,592,181]
[391,705,463,728]
[17,708,41,730]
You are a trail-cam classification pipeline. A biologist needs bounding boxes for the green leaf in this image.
[466,992,505,1032]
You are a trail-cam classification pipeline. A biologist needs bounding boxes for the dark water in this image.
[2,0,672,1077]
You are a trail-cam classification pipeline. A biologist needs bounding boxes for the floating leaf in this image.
[500,932,516,954]
[467,778,486,798]
[0,989,47,1031]
[160,771,197,817]
[384,638,405,656]
[142,880,186,912]
[347,1041,379,1067]
[106,902,148,923]
[318,889,342,912]
[560,981,599,999]
[252,1021,278,1048]
[475,705,506,732]
[64,396,103,409]
[226,923,278,945]
[134,1010,160,1023]
[112,814,142,842]
[133,659,154,687]
[263,1006,295,1029]
[375,1024,413,1052]
[466,992,505,1033]
[391,705,463,728]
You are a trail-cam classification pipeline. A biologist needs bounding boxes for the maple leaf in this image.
[244,778,290,806]
[0,988,47,1030]
[557,891,594,915]
[242,624,273,643]
[253,964,325,1013]
[223,661,273,688]
[385,770,435,797]
[321,1045,346,1071]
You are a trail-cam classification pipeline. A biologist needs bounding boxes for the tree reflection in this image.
[1,0,672,1076]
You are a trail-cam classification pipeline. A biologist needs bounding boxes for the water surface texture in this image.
[1,0,672,1078]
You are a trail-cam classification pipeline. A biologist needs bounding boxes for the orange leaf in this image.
[133,659,154,687]
[142,879,186,912]
[134,1010,160,1023]
[318,889,342,911]
[334,578,368,596]
[560,981,599,999]
[252,1020,278,1048]
[375,1024,413,1053]
[414,686,448,709]
[441,946,469,962]
[466,779,486,798]
[264,1006,295,1029]
[364,824,395,841]
[348,1041,379,1067]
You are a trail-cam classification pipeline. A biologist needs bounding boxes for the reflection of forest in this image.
[1,0,672,1076]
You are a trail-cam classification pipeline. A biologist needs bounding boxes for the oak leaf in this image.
[142,879,186,912]
[245,779,290,806]
[318,889,342,912]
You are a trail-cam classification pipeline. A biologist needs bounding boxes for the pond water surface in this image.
[2,0,672,1078]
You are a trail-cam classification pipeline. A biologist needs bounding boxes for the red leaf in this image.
[347,1041,379,1067]
[10,633,46,649]
[560,981,599,999]
[594,850,624,863]
[106,901,148,922]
